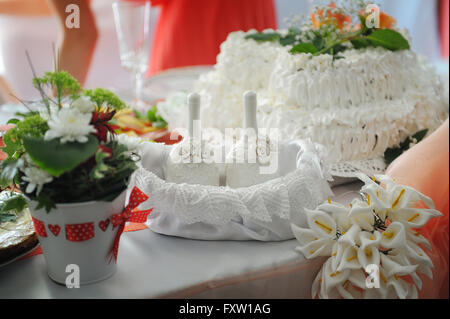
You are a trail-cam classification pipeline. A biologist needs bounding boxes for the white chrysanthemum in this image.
[71,95,96,113]
[20,166,53,195]
[44,108,96,143]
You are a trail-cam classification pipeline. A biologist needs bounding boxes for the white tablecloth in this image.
[0,182,361,299]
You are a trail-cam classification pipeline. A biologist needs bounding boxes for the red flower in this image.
[90,109,116,142]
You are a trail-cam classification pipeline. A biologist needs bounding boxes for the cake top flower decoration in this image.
[245,0,409,59]
[291,174,442,299]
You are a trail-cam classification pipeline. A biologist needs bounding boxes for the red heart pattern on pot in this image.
[99,219,110,232]
[65,222,94,242]
[31,217,47,237]
[48,224,61,237]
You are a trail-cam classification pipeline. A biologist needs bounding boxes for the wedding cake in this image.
[159,2,448,169]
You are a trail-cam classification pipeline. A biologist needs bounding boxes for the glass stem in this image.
[134,71,144,109]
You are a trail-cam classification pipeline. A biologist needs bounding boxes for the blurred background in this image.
[0,0,448,101]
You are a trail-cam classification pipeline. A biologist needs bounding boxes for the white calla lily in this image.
[357,245,380,269]
[380,222,407,249]
[359,230,381,250]
[321,258,351,299]
[348,200,375,231]
[405,229,431,250]
[388,249,423,289]
[380,253,418,278]
[317,201,352,232]
[404,242,434,269]
[338,223,361,247]
[336,245,360,271]
[291,224,334,258]
[305,209,337,239]
[394,207,442,228]
[293,174,442,299]
[294,237,334,258]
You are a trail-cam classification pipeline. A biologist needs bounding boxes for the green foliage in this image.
[146,105,167,128]
[2,115,49,159]
[290,43,318,54]
[32,71,82,100]
[384,129,429,165]
[133,105,168,128]
[83,88,127,110]
[0,192,28,223]
[366,29,410,51]
[245,16,410,59]
[22,141,138,212]
[245,32,281,42]
[33,192,56,213]
[23,135,99,177]
[90,149,111,179]
[0,158,23,188]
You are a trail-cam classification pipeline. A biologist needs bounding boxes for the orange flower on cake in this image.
[311,2,352,31]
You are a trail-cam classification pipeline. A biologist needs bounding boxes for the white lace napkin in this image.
[130,139,333,241]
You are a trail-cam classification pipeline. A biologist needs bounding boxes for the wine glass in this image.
[112,1,152,110]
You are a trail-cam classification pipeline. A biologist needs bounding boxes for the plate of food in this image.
[0,191,39,267]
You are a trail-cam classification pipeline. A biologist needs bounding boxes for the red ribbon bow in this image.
[108,187,151,263]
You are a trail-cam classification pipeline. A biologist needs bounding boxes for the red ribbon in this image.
[108,187,151,263]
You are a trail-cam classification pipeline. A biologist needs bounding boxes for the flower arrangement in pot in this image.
[0,70,150,285]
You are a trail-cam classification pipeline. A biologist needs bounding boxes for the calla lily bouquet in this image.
[0,70,142,212]
[291,174,442,299]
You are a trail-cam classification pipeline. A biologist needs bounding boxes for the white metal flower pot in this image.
[28,191,127,285]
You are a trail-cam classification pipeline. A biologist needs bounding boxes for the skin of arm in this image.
[48,0,98,85]
[0,75,15,104]
[0,0,52,16]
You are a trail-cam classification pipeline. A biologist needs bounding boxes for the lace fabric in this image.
[130,140,333,240]
[329,157,387,178]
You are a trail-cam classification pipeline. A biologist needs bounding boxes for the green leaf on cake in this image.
[279,27,301,46]
[0,212,17,223]
[366,29,410,51]
[0,192,28,222]
[23,135,99,177]
[411,129,428,143]
[245,32,281,42]
[290,43,319,54]
[0,158,23,187]
[384,129,428,165]
[0,194,28,214]
[351,38,372,49]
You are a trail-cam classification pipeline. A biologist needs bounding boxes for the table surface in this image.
[0,182,361,299]
[0,67,363,298]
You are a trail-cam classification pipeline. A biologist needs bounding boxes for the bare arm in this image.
[0,75,15,104]
[0,0,52,16]
[48,0,98,85]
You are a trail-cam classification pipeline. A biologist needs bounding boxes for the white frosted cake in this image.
[193,31,447,164]
[159,3,448,169]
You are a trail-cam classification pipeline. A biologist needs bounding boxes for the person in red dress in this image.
[125,0,277,75]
